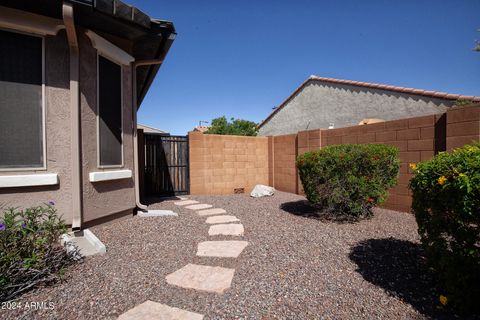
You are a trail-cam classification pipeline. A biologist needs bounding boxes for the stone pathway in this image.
[197,241,249,258]
[196,208,227,216]
[185,203,213,210]
[174,200,199,206]
[118,300,203,320]
[205,215,239,224]
[119,197,249,318]
[208,223,244,236]
[165,264,235,294]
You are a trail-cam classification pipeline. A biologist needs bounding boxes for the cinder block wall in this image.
[310,114,446,212]
[188,104,479,213]
[272,134,298,194]
[189,132,269,195]
[446,105,480,151]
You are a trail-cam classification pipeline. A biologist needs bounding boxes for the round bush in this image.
[297,144,400,219]
[409,142,480,313]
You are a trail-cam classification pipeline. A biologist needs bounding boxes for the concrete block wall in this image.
[272,134,298,194]
[188,104,479,213]
[446,104,480,151]
[188,131,269,195]
[313,114,445,213]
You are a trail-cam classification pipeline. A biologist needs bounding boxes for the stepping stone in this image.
[174,200,199,206]
[166,264,235,294]
[208,224,244,236]
[118,300,203,320]
[137,210,178,217]
[197,208,227,216]
[205,215,240,224]
[185,204,212,210]
[197,241,249,258]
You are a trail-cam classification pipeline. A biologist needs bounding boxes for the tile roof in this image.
[193,126,210,133]
[258,75,480,128]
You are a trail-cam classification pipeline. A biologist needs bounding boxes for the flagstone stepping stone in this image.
[166,264,235,294]
[118,300,203,320]
[205,215,240,224]
[137,210,178,217]
[196,241,249,258]
[197,208,227,216]
[208,224,244,236]
[185,204,212,210]
[174,200,199,206]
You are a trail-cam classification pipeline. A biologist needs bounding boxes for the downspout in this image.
[132,59,165,211]
[63,2,83,229]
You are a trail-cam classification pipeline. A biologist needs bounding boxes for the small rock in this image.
[250,185,275,198]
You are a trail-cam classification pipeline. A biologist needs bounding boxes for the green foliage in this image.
[205,116,258,136]
[297,144,400,219]
[409,142,480,313]
[0,204,78,301]
[454,99,474,106]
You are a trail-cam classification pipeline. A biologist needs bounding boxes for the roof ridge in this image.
[258,76,480,129]
[310,75,480,102]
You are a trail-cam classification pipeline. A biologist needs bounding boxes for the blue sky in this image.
[134,0,480,135]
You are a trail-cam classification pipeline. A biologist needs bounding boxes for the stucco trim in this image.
[0,6,64,36]
[0,173,58,188]
[85,30,134,66]
[89,170,132,182]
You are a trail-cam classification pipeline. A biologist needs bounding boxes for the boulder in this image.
[250,184,275,198]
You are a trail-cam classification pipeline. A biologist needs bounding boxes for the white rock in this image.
[250,184,275,198]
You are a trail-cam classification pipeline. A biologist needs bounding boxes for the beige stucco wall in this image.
[0,29,136,226]
[0,30,73,223]
[78,30,136,224]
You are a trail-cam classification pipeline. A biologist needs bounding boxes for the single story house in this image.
[258,75,480,136]
[0,0,175,229]
[138,123,169,135]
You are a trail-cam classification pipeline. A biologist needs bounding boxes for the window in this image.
[98,55,123,167]
[0,29,44,169]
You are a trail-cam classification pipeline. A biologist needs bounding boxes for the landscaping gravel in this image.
[3,191,461,319]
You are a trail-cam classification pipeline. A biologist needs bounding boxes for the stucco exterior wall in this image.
[78,30,135,224]
[258,80,455,136]
[0,29,136,226]
[0,31,73,223]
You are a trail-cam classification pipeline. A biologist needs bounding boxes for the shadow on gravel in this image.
[349,238,456,319]
[279,200,359,223]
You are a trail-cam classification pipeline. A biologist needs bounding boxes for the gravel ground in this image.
[2,191,463,319]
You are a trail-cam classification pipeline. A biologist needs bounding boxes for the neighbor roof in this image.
[258,75,480,128]
[1,0,176,108]
[138,123,168,134]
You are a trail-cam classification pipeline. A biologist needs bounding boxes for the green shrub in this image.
[409,142,480,313]
[297,144,400,219]
[0,203,78,301]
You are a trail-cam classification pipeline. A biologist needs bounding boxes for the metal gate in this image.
[144,134,189,196]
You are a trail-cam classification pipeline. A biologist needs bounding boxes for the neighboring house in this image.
[258,76,480,136]
[192,125,210,133]
[138,124,169,135]
[0,0,175,229]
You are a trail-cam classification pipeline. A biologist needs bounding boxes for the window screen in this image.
[0,30,44,168]
[98,55,122,166]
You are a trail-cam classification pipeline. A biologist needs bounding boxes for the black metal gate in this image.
[144,134,189,196]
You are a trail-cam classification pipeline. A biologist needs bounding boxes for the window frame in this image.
[0,27,47,172]
[96,53,124,169]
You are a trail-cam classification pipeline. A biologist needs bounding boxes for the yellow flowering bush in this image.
[409,142,480,313]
